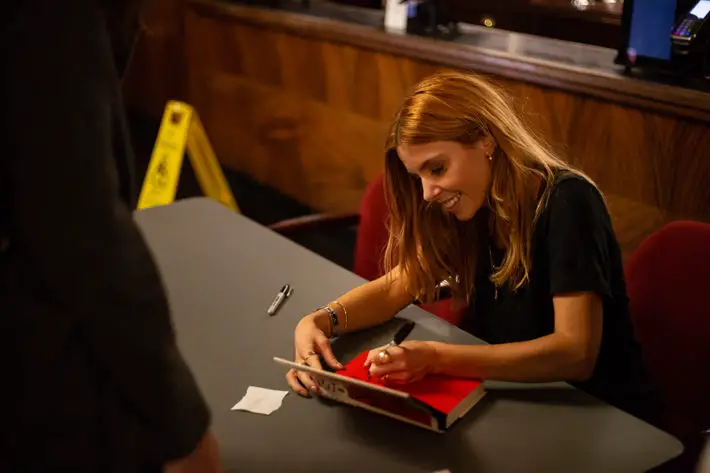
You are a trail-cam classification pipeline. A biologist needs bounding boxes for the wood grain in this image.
[185,5,710,222]
[122,0,710,259]
[186,0,710,123]
[605,194,675,259]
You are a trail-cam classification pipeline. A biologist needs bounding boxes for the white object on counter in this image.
[384,0,408,32]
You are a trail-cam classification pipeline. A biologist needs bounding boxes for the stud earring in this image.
[487,154,493,161]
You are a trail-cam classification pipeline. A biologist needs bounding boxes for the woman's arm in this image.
[309,266,415,335]
[367,291,602,383]
[433,292,603,382]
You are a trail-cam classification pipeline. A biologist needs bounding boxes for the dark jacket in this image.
[1,0,210,471]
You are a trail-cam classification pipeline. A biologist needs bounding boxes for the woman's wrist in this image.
[427,342,489,379]
[309,310,333,336]
[309,300,350,337]
[426,341,446,375]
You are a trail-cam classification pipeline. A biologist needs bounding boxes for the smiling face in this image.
[397,139,494,221]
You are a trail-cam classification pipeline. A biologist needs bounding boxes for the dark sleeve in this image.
[4,0,209,463]
[545,177,613,297]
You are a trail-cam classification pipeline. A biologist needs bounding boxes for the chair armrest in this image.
[268,213,360,235]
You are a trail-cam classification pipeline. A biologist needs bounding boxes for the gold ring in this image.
[376,349,392,365]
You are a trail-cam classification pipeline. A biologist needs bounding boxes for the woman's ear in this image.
[479,135,497,157]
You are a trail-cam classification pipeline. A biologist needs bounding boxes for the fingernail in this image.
[311,385,317,391]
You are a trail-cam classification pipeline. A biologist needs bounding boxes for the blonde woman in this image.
[286,71,663,425]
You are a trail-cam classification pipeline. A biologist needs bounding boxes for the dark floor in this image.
[129,112,358,271]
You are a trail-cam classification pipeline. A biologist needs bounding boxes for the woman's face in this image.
[397,139,494,221]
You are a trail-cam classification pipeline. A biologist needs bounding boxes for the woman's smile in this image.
[440,192,461,212]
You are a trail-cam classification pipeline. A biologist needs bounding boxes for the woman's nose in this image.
[422,179,442,202]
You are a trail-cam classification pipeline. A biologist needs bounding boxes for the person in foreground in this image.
[286,71,663,425]
[1,1,221,472]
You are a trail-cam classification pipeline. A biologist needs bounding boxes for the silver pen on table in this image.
[267,284,293,316]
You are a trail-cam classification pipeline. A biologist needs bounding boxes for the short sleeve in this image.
[545,177,613,297]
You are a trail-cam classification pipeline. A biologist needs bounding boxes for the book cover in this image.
[337,350,484,416]
[337,351,483,416]
[273,351,485,432]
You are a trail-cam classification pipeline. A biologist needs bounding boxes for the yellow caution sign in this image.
[137,101,239,213]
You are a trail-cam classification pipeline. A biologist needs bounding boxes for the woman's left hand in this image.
[365,340,439,384]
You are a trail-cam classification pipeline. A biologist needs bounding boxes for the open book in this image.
[274,350,486,432]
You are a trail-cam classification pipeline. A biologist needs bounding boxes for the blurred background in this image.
[122,0,710,271]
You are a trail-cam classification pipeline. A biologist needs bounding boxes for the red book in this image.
[274,352,486,432]
[336,350,486,430]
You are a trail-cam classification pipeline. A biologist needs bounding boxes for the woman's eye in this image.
[431,165,445,176]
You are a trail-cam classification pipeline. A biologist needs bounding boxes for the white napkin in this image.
[231,386,289,415]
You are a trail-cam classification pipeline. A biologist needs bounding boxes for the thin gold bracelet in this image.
[330,300,348,331]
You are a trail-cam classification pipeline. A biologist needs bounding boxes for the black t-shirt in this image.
[460,173,663,424]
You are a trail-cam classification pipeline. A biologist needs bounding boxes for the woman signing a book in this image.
[285,71,663,425]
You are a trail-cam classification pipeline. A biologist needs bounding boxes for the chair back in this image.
[353,174,390,282]
[353,174,462,325]
[625,220,710,442]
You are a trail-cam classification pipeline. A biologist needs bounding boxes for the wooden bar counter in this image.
[125,0,710,255]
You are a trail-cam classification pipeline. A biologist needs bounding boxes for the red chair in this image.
[270,174,462,325]
[625,221,710,463]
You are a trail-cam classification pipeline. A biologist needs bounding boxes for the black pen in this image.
[389,320,416,346]
[267,284,293,316]
[368,320,416,379]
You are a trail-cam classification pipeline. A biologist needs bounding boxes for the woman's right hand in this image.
[285,312,343,397]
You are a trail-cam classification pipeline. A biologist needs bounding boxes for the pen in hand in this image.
[389,320,416,346]
[368,320,416,380]
[267,284,293,316]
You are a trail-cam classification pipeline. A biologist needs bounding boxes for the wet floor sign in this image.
[137,101,239,213]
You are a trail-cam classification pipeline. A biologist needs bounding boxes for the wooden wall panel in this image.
[186,8,710,219]
[184,15,448,213]
[203,74,386,212]
[181,3,710,256]
[185,14,391,212]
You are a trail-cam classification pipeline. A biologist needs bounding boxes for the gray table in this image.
[135,198,683,473]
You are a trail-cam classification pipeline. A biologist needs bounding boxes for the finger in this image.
[369,362,405,378]
[286,369,310,397]
[407,371,427,383]
[364,346,386,368]
[369,357,407,377]
[315,334,343,370]
[297,371,318,394]
[383,371,416,384]
[373,345,406,365]
[368,345,406,374]
[301,350,324,371]
[294,366,319,393]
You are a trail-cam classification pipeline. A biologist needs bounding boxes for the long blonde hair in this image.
[383,71,592,305]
